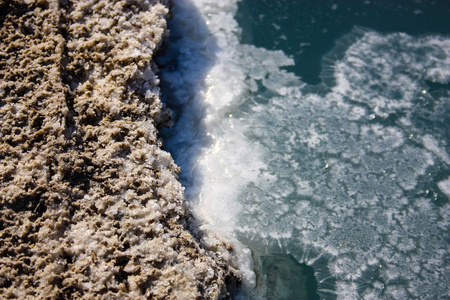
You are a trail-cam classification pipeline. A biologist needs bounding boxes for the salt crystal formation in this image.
[0,0,239,298]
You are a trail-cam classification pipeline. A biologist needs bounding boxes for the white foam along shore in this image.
[161,0,450,299]
[159,0,272,289]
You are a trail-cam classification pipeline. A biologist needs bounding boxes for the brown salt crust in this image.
[0,0,239,298]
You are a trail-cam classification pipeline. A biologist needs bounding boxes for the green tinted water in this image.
[159,1,450,299]
[236,0,450,84]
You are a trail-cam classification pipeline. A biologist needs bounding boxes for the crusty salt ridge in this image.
[0,0,239,298]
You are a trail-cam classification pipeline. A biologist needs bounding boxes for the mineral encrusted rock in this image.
[0,0,238,298]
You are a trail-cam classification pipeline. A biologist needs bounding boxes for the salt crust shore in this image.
[0,0,239,298]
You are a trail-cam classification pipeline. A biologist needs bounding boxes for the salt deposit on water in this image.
[159,0,450,299]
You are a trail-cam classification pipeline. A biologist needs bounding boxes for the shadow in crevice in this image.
[155,2,245,296]
[156,0,218,195]
[156,2,241,296]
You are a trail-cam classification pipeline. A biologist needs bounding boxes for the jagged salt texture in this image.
[0,0,238,299]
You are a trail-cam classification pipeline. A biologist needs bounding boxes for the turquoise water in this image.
[158,1,450,299]
[236,0,450,85]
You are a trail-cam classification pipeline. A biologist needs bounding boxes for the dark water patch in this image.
[236,0,450,84]
[261,254,319,300]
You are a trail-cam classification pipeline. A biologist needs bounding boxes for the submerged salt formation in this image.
[160,0,450,298]
[0,0,238,298]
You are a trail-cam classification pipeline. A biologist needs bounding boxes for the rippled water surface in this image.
[158,1,450,299]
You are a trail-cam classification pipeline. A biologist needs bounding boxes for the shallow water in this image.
[158,0,450,299]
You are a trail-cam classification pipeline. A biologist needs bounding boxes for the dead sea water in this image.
[158,0,450,299]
